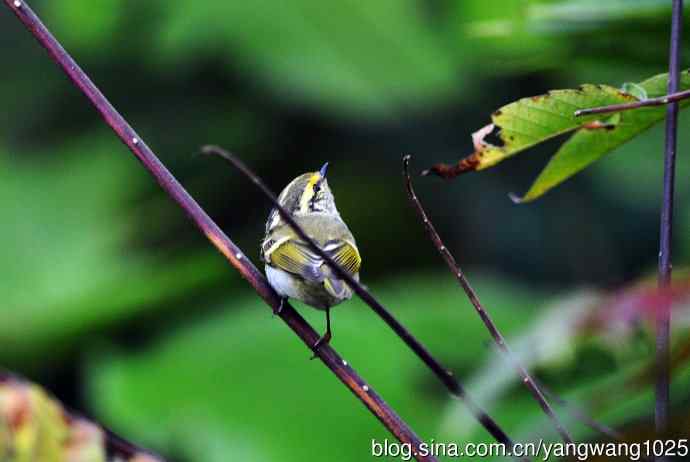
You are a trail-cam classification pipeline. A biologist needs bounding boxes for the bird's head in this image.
[277,162,336,215]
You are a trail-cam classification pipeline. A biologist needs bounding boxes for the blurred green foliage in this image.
[2,0,690,460]
[87,274,545,462]
[157,0,462,117]
[0,137,225,368]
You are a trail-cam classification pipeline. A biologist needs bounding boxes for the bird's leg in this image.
[273,297,286,316]
[310,308,332,359]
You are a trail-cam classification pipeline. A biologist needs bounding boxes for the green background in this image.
[2,0,690,460]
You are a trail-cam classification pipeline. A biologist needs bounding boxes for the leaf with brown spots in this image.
[424,69,690,202]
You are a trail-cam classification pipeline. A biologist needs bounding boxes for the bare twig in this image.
[574,88,690,117]
[546,390,656,462]
[403,156,573,444]
[656,0,684,441]
[539,385,623,441]
[2,1,436,460]
[202,145,523,453]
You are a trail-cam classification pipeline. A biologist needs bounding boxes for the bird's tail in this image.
[323,277,351,300]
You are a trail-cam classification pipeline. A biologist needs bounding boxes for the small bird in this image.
[261,162,361,352]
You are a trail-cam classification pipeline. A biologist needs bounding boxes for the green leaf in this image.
[423,69,690,202]
[620,82,648,100]
[521,70,690,201]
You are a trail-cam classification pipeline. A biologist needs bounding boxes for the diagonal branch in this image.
[202,145,523,453]
[539,385,654,462]
[402,155,573,444]
[656,0,684,440]
[537,383,622,441]
[574,88,690,117]
[1,1,436,460]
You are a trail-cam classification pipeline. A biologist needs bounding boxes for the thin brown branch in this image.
[574,88,690,117]
[2,1,435,460]
[403,155,573,444]
[544,389,655,462]
[656,0,684,442]
[202,146,524,455]
[538,384,623,441]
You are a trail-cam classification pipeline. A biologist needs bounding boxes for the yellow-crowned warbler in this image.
[261,163,361,350]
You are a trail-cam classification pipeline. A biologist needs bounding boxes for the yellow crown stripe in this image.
[298,172,321,213]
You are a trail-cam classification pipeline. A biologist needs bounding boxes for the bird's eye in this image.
[313,183,321,194]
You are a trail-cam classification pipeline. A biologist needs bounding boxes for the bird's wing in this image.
[265,237,361,284]
[322,240,361,299]
[324,240,361,275]
[265,237,325,282]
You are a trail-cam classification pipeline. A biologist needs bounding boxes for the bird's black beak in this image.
[319,162,329,179]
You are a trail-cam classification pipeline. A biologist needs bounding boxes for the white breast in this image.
[265,265,302,300]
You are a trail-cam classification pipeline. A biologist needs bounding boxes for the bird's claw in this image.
[273,297,286,316]
[310,331,332,360]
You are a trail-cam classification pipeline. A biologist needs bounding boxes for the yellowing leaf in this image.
[0,374,161,462]
[424,69,690,202]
